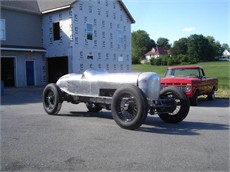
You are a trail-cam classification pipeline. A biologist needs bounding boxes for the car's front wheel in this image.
[111,85,148,130]
[42,83,62,115]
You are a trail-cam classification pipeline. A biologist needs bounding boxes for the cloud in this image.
[182,27,196,32]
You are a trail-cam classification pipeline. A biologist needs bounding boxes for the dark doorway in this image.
[1,58,15,87]
[26,61,35,86]
[47,56,68,83]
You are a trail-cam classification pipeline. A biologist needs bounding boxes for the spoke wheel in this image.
[158,86,190,123]
[112,85,148,130]
[117,94,138,122]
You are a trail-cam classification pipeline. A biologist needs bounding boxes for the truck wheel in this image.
[85,103,102,112]
[111,85,148,130]
[43,83,62,115]
[158,86,190,123]
[190,90,199,106]
[207,89,215,101]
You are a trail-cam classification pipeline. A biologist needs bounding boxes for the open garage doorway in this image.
[47,56,68,83]
[1,57,15,87]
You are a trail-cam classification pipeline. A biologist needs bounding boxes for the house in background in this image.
[143,47,171,63]
[1,0,135,87]
[1,1,46,87]
[219,49,230,61]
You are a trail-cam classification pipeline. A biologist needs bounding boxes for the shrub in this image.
[150,55,198,66]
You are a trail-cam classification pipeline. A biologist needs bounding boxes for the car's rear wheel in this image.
[111,85,148,130]
[42,83,62,115]
[158,86,190,123]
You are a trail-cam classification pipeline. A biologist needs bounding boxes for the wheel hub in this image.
[123,103,129,111]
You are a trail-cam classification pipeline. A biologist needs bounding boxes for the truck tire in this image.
[85,103,102,112]
[190,90,199,106]
[207,88,215,101]
[42,83,62,115]
[111,85,148,130]
[158,86,190,123]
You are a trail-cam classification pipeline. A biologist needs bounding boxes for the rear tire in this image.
[207,89,215,101]
[42,83,62,115]
[158,86,190,123]
[111,85,148,130]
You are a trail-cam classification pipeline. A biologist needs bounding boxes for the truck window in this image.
[173,68,199,77]
[165,69,174,77]
[200,69,205,78]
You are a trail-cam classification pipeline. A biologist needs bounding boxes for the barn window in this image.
[53,22,60,40]
[117,30,123,43]
[86,23,93,40]
[0,19,6,40]
[87,53,93,60]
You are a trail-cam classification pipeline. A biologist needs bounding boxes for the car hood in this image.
[161,76,200,85]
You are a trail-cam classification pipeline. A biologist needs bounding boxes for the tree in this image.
[222,43,230,51]
[171,35,224,62]
[157,37,171,49]
[206,36,223,59]
[187,34,210,61]
[171,38,188,56]
[132,30,156,64]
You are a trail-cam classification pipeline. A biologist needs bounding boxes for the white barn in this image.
[41,0,135,82]
[0,0,135,86]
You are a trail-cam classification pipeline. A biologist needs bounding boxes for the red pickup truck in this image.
[161,66,218,105]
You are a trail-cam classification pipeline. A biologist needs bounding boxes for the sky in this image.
[122,0,229,45]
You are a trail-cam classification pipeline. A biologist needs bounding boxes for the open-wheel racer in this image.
[43,68,190,130]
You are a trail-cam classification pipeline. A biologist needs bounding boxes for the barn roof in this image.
[1,0,135,23]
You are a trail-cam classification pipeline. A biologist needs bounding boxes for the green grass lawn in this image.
[132,61,230,98]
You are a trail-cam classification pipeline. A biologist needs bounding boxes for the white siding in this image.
[42,0,132,74]
[42,10,72,57]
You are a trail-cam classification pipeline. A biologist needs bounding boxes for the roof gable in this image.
[1,0,135,23]
[37,0,76,13]
[117,0,135,23]
[38,0,135,23]
[145,47,171,55]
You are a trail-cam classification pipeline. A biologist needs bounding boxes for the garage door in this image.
[47,56,68,83]
[1,57,15,87]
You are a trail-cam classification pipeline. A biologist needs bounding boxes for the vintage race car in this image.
[42,68,190,130]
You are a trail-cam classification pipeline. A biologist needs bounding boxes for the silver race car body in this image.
[56,68,160,101]
[43,68,190,130]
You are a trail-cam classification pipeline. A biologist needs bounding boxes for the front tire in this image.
[158,86,190,123]
[111,85,148,130]
[190,90,199,106]
[42,83,62,115]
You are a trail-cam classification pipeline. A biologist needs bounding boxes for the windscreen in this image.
[165,68,200,77]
